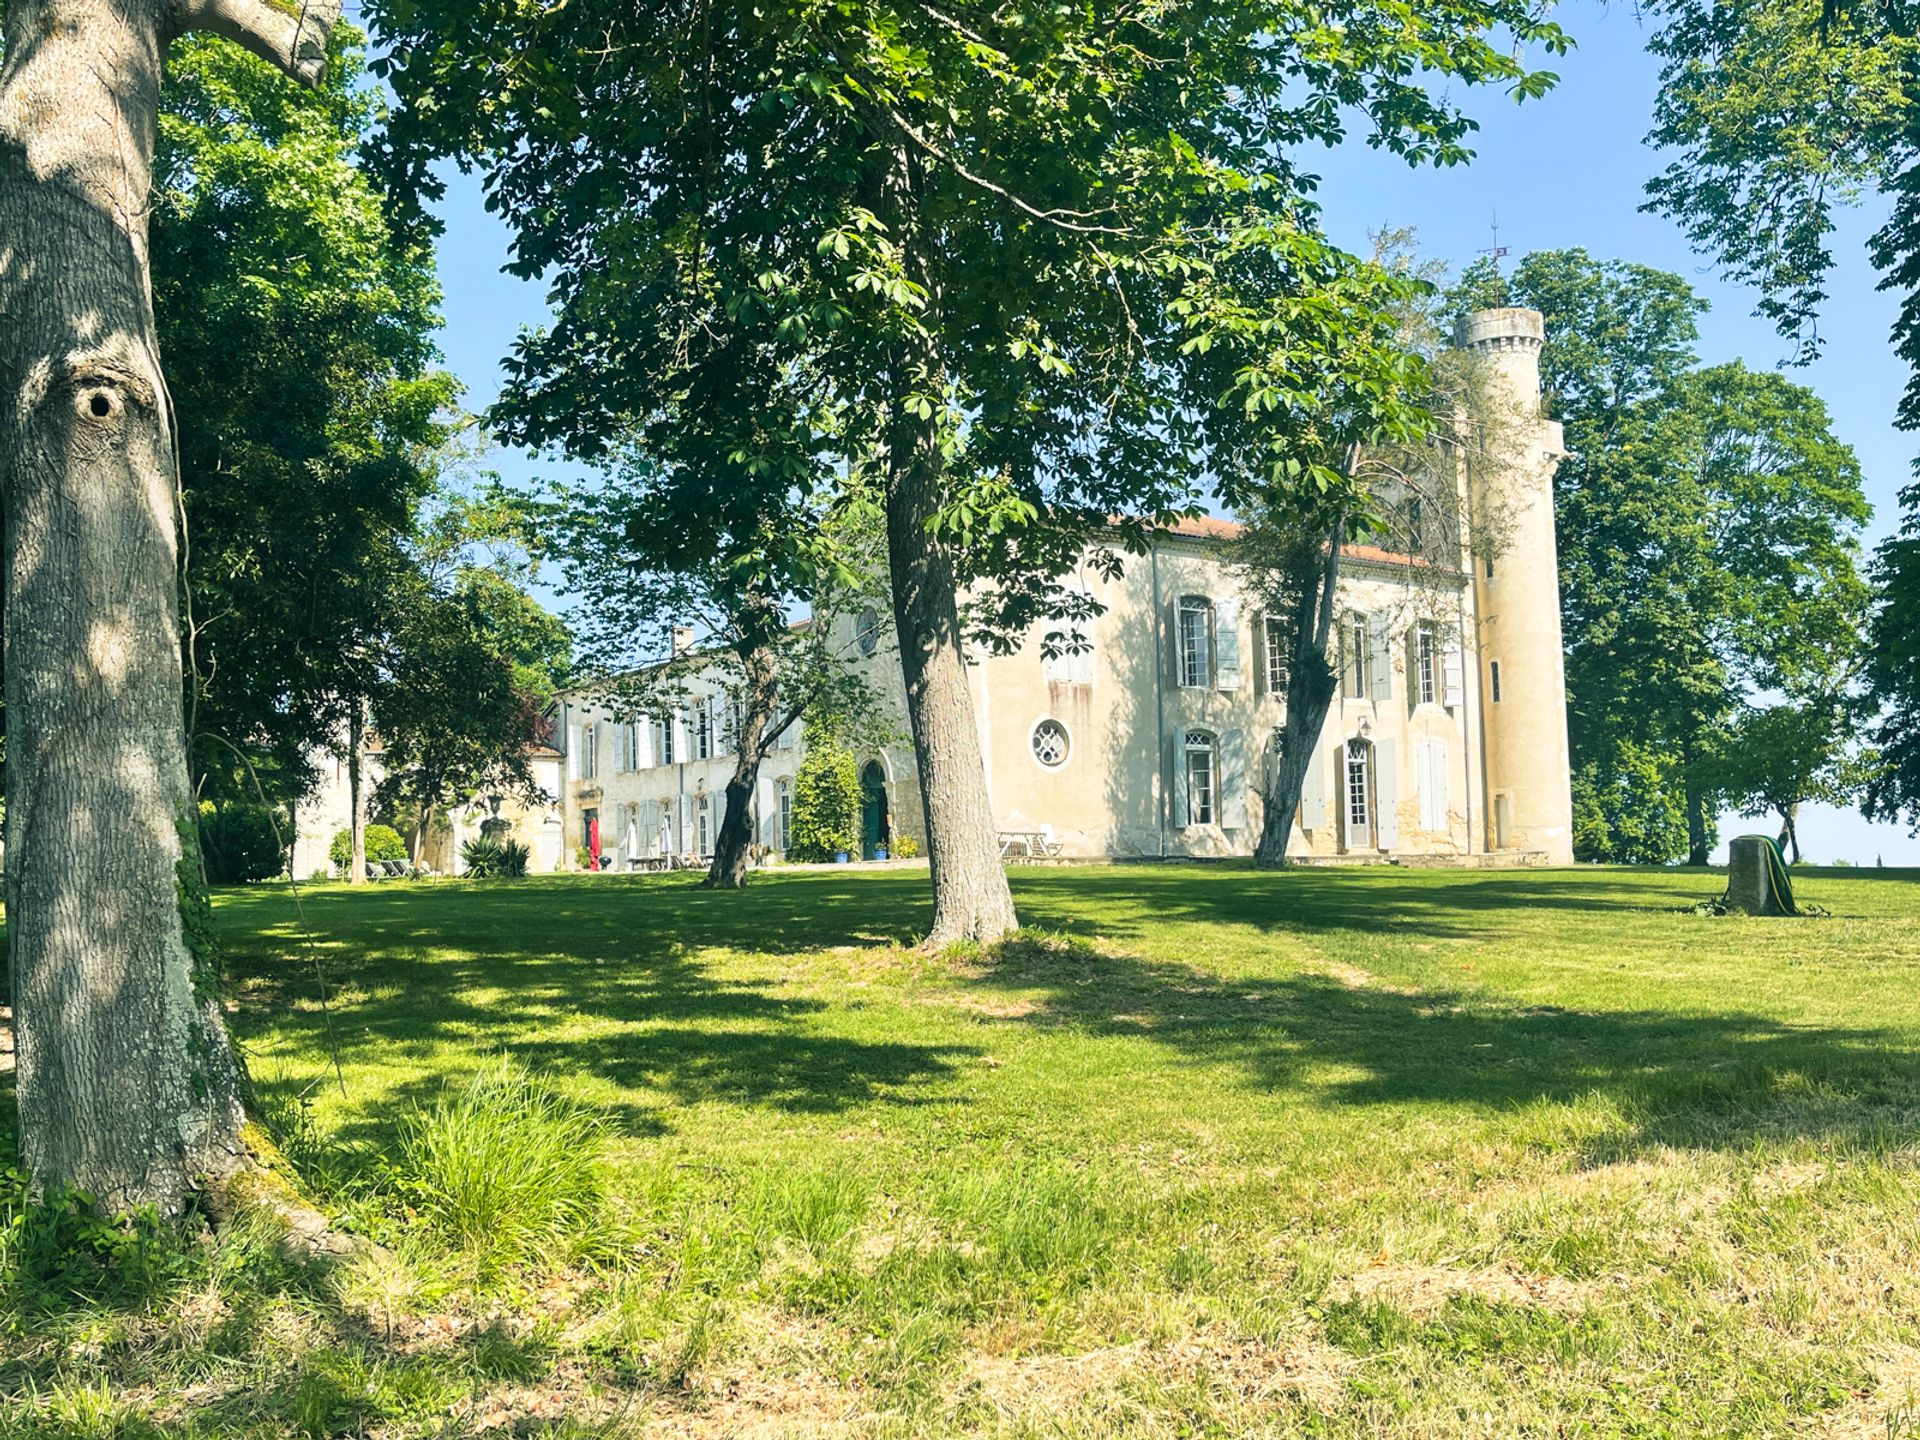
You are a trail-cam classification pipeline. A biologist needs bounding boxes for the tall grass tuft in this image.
[394,1059,609,1276]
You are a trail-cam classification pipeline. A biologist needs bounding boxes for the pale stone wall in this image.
[553,671,811,867]
[429,752,566,875]
[289,739,393,880]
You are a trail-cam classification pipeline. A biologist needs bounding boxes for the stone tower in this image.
[1455,308,1575,864]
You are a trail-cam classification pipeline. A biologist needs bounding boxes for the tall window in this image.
[1415,624,1439,706]
[1346,739,1371,832]
[1185,730,1216,826]
[1264,614,1286,693]
[696,794,711,855]
[1178,598,1212,689]
[580,723,598,779]
[1490,660,1503,703]
[1406,496,1427,552]
[694,701,714,759]
[653,715,675,766]
[777,779,793,852]
[1342,614,1369,699]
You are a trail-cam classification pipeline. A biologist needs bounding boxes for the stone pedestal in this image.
[1727,835,1788,916]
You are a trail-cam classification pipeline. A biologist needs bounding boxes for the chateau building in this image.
[539,307,1576,870]
[292,308,1572,874]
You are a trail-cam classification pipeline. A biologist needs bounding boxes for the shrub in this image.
[394,1060,608,1276]
[789,742,860,862]
[890,833,920,859]
[462,837,530,879]
[198,801,287,883]
[329,823,406,872]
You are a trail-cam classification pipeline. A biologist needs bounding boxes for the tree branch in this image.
[174,0,341,89]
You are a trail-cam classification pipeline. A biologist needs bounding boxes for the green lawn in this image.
[6,862,1920,1437]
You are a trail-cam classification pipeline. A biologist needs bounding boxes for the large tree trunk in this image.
[1684,779,1710,867]
[880,156,1016,945]
[1254,513,1346,869]
[706,644,779,890]
[410,802,433,869]
[347,697,368,883]
[0,0,338,1214]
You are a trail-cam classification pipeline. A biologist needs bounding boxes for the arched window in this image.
[1031,718,1071,769]
[1185,729,1217,826]
[856,607,881,656]
[1177,597,1213,689]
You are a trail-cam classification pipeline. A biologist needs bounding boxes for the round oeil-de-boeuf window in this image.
[1031,718,1070,768]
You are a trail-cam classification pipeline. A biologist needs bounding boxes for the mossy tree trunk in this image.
[0,0,341,1215]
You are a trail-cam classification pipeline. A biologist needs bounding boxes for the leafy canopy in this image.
[157,31,452,807]
[363,0,1569,629]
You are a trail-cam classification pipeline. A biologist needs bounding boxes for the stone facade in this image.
[295,307,1574,874]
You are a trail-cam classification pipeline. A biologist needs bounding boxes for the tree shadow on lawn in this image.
[1007,865,1726,945]
[1010,863,1915,945]
[221,875,971,1147]
[974,937,1920,1159]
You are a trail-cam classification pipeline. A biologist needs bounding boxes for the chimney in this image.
[671,625,696,657]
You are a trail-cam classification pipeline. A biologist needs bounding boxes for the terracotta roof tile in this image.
[1154,516,1423,568]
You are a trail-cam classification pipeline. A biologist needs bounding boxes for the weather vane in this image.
[1480,212,1509,274]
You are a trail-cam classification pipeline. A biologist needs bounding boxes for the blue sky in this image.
[422,0,1920,863]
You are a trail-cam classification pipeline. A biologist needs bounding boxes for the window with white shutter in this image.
[1176,597,1212,689]
[1342,614,1369,699]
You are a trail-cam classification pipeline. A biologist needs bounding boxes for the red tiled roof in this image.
[1163,515,1244,540]
[1155,516,1423,569]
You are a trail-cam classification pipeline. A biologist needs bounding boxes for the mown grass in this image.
[4,861,1920,1436]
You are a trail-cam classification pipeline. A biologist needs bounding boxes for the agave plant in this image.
[461,836,505,878]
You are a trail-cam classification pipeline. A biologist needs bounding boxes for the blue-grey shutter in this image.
[1376,744,1401,849]
[1220,728,1249,829]
[1170,733,1189,829]
[1215,596,1242,691]
[1369,615,1393,702]
[1443,640,1465,709]
[1168,594,1186,688]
